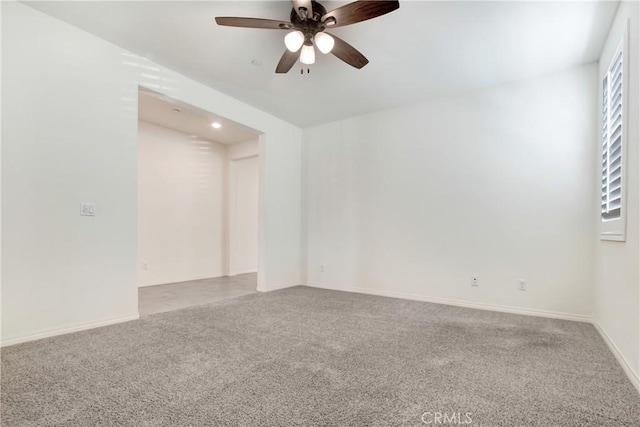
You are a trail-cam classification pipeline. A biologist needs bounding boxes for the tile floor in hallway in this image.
[138,273,257,316]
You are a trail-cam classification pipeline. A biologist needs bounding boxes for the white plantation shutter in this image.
[601,44,624,221]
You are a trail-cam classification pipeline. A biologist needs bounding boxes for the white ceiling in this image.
[27,1,618,127]
[138,89,260,144]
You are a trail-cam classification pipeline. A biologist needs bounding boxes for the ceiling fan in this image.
[215,0,400,73]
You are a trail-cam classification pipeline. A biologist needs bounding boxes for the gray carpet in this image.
[2,287,639,426]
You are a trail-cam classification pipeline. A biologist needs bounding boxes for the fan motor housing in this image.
[290,1,328,33]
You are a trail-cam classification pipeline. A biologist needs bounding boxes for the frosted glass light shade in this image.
[284,31,304,52]
[300,45,315,65]
[314,32,335,54]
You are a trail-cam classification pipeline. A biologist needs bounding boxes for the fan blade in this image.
[276,49,300,73]
[291,0,314,20]
[215,17,293,30]
[322,0,399,28]
[327,33,369,69]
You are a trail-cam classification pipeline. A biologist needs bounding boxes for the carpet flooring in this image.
[2,287,639,426]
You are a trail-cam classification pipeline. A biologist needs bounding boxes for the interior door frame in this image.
[227,154,259,277]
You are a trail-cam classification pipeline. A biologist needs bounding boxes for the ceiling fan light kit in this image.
[285,30,305,52]
[215,0,400,73]
[314,32,335,54]
[300,44,316,64]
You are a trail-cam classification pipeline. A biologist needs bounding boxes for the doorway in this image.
[136,88,262,316]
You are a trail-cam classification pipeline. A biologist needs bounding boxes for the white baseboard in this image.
[1,314,140,348]
[139,282,162,288]
[257,281,299,292]
[229,269,258,276]
[138,272,226,288]
[593,321,640,393]
[305,282,591,323]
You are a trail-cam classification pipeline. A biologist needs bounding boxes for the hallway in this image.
[139,273,257,316]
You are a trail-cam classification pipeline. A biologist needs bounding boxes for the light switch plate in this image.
[80,202,96,216]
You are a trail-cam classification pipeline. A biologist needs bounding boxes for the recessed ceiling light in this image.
[251,59,262,66]
[211,122,222,129]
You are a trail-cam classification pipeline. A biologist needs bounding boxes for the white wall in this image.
[1,2,301,346]
[1,2,5,342]
[304,64,597,321]
[2,2,139,345]
[229,156,259,275]
[228,139,259,275]
[228,139,259,160]
[594,0,640,390]
[137,121,227,287]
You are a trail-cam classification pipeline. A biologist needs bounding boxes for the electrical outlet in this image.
[518,279,527,291]
[80,202,96,216]
[142,262,149,271]
[471,276,479,286]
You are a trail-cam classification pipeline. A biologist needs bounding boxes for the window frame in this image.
[600,22,629,242]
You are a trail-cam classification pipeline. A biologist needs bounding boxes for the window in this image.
[600,28,628,241]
